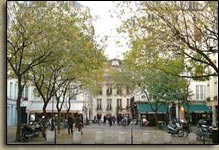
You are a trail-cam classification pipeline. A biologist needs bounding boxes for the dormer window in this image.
[112,60,119,66]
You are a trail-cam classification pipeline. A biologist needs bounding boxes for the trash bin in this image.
[158,121,163,129]
[212,128,218,144]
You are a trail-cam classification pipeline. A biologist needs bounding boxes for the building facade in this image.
[92,58,132,120]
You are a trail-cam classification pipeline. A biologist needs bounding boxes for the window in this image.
[112,60,119,66]
[107,99,112,110]
[9,82,13,99]
[148,13,155,22]
[14,83,17,99]
[22,86,29,100]
[106,84,112,96]
[117,99,122,108]
[196,85,206,100]
[97,86,102,95]
[126,99,130,107]
[116,84,122,95]
[69,85,77,100]
[141,95,146,99]
[97,99,102,110]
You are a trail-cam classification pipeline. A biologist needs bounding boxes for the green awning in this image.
[137,103,169,114]
[182,104,212,113]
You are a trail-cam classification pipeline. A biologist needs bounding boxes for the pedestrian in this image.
[108,114,112,126]
[97,113,101,124]
[41,115,47,141]
[67,115,74,134]
[93,116,97,123]
[112,115,116,125]
[103,115,107,124]
[142,117,149,126]
[75,114,83,134]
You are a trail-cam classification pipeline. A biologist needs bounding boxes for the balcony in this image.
[116,106,122,111]
[106,105,112,111]
[96,105,102,111]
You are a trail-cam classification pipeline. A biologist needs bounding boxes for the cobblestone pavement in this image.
[7,123,213,145]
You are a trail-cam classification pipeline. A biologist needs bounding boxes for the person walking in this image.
[67,116,74,134]
[75,114,83,134]
[108,115,112,126]
[103,115,107,124]
[112,115,116,125]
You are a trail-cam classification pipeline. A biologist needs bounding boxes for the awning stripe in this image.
[137,103,169,113]
[182,103,211,113]
[27,102,83,113]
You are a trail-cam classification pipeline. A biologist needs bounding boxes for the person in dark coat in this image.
[108,115,112,126]
[75,114,83,134]
[112,115,116,125]
[103,115,107,124]
[67,116,74,134]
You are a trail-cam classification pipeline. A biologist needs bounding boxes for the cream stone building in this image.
[92,58,132,120]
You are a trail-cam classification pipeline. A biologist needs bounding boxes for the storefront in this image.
[181,103,212,125]
[26,101,84,123]
[137,103,169,126]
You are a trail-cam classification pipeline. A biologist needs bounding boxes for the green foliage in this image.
[7,2,106,141]
[113,1,218,80]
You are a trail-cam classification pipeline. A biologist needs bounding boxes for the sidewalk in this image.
[7,124,213,144]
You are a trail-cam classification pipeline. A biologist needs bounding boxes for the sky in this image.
[77,1,129,60]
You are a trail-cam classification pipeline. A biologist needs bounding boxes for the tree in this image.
[114,1,218,80]
[7,2,53,141]
[29,2,106,138]
[7,1,106,141]
[112,55,189,126]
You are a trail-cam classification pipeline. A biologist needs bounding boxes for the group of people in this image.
[94,114,132,126]
[103,115,116,126]
[67,114,83,134]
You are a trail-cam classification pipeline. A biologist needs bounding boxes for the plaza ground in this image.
[7,123,213,144]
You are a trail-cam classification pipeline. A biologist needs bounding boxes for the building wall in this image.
[92,83,131,119]
[7,79,35,126]
[92,59,132,120]
[188,80,207,102]
[206,53,218,126]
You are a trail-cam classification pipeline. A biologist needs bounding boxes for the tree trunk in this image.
[15,94,21,142]
[186,101,191,133]
[15,79,24,142]
[57,111,61,131]
[42,105,47,140]
[154,112,159,127]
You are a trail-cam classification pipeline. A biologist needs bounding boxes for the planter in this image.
[118,132,126,144]
[212,128,218,144]
[95,132,104,144]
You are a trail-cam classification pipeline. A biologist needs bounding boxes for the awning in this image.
[182,104,212,113]
[27,102,83,113]
[137,103,169,114]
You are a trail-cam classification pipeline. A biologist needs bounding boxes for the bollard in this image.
[95,132,104,144]
[46,130,55,143]
[142,132,150,144]
[118,132,126,144]
[188,133,197,144]
[163,133,172,144]
[73,131,81,144]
